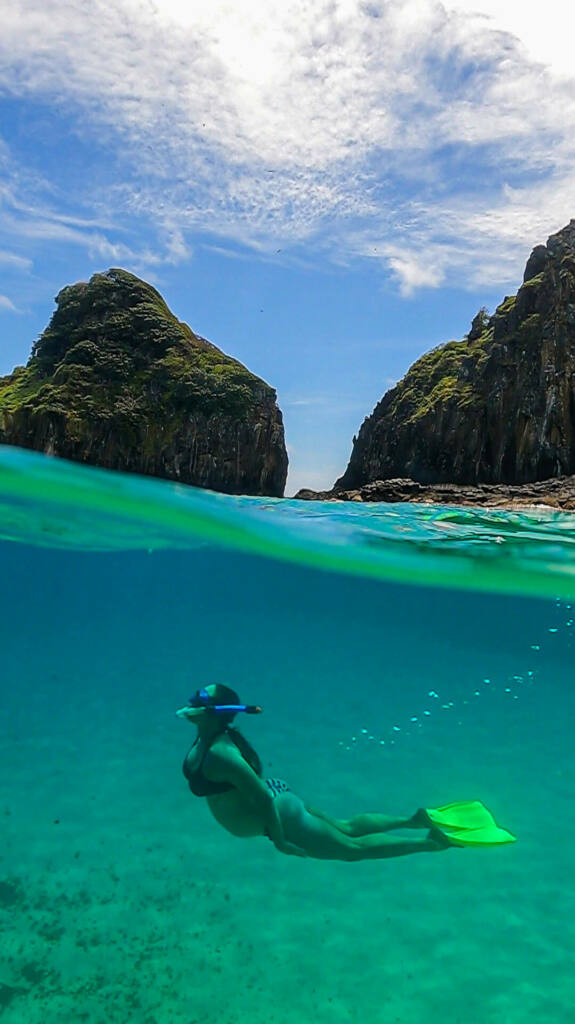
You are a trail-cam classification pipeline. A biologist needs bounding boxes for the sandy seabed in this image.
[1,543,574,1024]
[1,711,574,1024]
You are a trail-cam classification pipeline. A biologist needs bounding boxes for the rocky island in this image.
[0,269,288,496]
[296,219,575,509]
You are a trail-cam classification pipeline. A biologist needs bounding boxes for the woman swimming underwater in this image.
[178,683,463,861]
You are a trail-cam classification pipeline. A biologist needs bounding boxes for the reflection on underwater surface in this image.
[3,444,575,598]
[0,447,574,1022]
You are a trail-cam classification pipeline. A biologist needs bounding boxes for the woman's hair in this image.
[205,683,240,716]
[205,683,263,777]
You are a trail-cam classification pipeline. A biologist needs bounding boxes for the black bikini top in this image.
[184,730,262,797]
[183,737,234,797]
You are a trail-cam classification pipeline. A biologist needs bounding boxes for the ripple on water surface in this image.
[1,445,575,599]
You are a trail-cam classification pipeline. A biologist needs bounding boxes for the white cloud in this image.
[447,1,575,78]
[1,0,575,290]
[0,294,17,312]
[0,250,32,271]
[383,248,446,296]
[283,396,331,408]
[0,179,179,271]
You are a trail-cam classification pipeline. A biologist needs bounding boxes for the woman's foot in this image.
[409,808,432,829]
[426,826,453,850]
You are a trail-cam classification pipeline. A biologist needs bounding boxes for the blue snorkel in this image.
[188,687,262,716]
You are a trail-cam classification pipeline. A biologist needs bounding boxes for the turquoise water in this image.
[1,445,574,1023]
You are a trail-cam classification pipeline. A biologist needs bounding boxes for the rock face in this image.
[336,220,575,491]
[0,269,288,496]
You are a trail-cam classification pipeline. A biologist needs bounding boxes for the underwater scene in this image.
[1,445,575,1024]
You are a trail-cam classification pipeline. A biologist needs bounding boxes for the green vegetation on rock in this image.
[337,219,575,489]
[0,268,288,496]
[375,330,490,429]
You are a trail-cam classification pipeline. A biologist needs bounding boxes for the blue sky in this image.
[1,0,574,493]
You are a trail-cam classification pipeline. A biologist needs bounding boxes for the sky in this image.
[1,0,575,494]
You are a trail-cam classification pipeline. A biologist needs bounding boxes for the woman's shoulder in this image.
[205,729,262,781]
[206,731,257,773]
[201,733,257,787]
[209,732,243,761]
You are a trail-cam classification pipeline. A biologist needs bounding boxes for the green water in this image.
[2,445,575,599]
[1,445,574,1023]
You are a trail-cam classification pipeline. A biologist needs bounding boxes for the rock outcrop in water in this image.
[0,269,288,496]
[335,220,575,493]
[295,475,575,509]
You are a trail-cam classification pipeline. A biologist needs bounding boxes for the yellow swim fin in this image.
[425,800,517,847]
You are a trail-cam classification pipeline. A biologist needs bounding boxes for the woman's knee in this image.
[337,836,363,861]
[286,809,361,860]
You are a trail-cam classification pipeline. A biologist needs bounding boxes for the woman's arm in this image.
[206,748,307,857]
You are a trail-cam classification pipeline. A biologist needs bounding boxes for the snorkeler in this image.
[178,685,516,860]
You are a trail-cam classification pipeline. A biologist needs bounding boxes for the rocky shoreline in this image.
[293,475,575,510]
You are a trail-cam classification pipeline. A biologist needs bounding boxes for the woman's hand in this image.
[275,839,308,858]
[267,821,308,857]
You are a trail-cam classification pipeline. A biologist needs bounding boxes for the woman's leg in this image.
[305,805,425,837]
[277,795,444,861]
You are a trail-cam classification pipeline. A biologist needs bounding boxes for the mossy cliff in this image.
[0,269,288,496]
[337,220,575,489]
